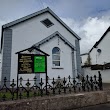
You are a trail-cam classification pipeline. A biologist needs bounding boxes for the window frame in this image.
[52,47,60,67]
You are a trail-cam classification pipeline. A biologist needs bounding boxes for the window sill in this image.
[52,67,64,69]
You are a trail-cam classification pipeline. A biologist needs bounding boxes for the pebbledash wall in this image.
[1,8,81,82]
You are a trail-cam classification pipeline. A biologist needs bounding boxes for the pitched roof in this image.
[2,7,81,40]
[33,31,76,50]
[15,46,49,56]
[89,26,110,53]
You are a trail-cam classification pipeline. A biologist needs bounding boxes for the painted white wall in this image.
[81,54,88,66]
[90,48,97,64]
[9,12,77,81]
[40,36,73,80]
[11,12,76,53]
[83,67,110,83]
[90,31,110,65]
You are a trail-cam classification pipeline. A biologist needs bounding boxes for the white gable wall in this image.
[90,31,110,65]
[40,36,73,80]
[9,12,77,81]
[11,12,76,52]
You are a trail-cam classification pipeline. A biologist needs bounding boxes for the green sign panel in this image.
[34,56,46,73]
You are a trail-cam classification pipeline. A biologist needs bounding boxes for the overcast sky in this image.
[0,0,110,53]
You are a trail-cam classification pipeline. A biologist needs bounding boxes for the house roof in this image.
[80,53,88,56]
[1,7,80,42]
[89,26,110,53]
[33,31,76,50]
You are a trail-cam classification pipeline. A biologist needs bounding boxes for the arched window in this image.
[52,47,60,66]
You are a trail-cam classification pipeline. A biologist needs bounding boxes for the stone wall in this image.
[0,91,107,110]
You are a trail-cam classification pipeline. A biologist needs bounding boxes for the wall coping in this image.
[0,91,107,110]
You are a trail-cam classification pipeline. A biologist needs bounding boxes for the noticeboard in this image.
[18,54,46,74]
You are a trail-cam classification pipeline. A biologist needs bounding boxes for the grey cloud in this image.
[0,0,110,53]
[43,0,110,20]
[0,0,43,20]
[0,0,110,21]
[61,15,110,53]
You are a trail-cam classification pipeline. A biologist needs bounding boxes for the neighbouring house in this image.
[81,26,110,83]
[1,7,81,83]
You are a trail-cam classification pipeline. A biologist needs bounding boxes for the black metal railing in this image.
[0,72,102,101]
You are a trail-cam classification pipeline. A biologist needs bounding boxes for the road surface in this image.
[73,103,110,110]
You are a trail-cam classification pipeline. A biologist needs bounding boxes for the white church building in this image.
[1,7,81,82]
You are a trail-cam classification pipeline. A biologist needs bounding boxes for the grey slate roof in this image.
[33,31,76,50]
[2,7,81,40]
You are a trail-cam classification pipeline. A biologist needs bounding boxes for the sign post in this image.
[17,54,48,98]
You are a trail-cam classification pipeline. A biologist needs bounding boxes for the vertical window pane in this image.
[52,47,60,66]
[53,61,60,66]
[52,55,60,60]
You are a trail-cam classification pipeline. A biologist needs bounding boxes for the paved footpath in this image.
[73,103,110,110]
[72,85,110,110]
[71,93,110,110]
[74,89,110,110]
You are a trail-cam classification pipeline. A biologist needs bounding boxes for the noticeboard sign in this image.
[18,54,46,74]
[18,54,33,73]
